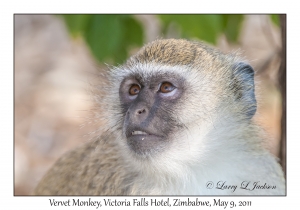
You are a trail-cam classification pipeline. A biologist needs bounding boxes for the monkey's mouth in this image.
[131,130,149,136]
[126,128,165,155]
[126,127,156,138]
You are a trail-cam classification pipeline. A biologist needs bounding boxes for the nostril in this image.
[137,109,146,115]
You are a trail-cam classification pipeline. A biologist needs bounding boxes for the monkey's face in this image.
[119,68,190,154]
[119,72,185,156]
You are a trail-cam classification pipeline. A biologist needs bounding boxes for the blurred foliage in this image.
[159,15,244,44]
[61,14,280,65]
[62,14,143,65]
[270,14,280,26]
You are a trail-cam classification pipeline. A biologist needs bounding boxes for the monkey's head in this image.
[102,39,256,167]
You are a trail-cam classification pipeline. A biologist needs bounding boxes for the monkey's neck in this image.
[126,121,265,195]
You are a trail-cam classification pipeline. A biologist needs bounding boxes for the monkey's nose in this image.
[128,104,149,123]
[137,108,146,115]
[133,107,149,122]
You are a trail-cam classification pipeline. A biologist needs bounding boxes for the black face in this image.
[119,73,184,156]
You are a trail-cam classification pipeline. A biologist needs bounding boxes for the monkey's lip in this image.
[131,130,149,136]
[126,128,162,138]
[126,128,160,138]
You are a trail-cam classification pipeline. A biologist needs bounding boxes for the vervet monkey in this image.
[35,39,285,195]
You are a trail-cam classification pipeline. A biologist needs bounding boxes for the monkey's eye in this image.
[160,82,175,93]
[129,84,141,95]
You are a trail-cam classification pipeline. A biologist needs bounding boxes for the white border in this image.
[2,1,299,209]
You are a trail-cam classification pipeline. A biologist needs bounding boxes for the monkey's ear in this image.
[232,62,257,119]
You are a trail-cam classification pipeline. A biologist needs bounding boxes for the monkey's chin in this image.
[126,135,165,156]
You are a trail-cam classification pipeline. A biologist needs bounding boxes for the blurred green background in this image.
[60,14,279,65]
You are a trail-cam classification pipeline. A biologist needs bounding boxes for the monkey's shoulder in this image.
[34,137,132,195]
